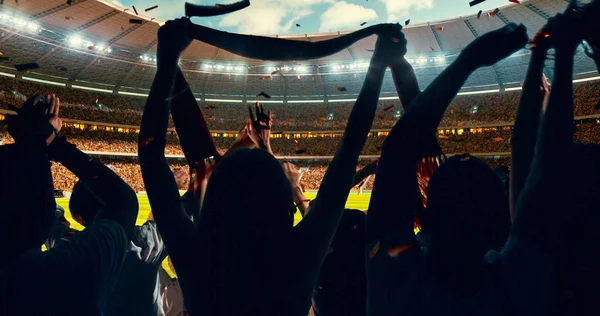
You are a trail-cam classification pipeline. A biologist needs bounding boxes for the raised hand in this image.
[282,162,301,188]
[5,93,61,146]
[46,94,62,145]
[373,23,407,64]
[247,102,273,153]
[460,23,528,68]
[157,18,193,67]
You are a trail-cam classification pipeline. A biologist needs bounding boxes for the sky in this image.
[112,0,516,35]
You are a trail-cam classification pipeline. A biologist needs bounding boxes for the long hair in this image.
[198,148,295,314]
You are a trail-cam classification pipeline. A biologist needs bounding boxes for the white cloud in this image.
[217,0,333,34]
[378,0,434,22]
[318,2,378,32]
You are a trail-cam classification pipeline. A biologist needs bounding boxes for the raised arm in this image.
[510,32,550,220]
[511,15,580,252]
[42,96,138,239]
[368,24,529,250]
[291,25,403,281]
[138,18,197,262]
[170,68,221,166]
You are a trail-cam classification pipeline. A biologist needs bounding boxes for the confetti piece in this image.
[477,10,483,19]
[493,8,500,15]
[256,91,271,99]
[258,75,270,81]
[130,19,143,24]
[405,19,410,26]
[429,46,435,51]
[216,3,224,8]
[434,26,444,32]
[369,241,380,259]
[145,5,158,12]
[335,86,347,92]
[204,115,213,119]
[64,16,73,21]
[319,116,328,121]
[383,104,394,112]
[438,135,449,139]
[469,0,486,7]
[366,49,374,52]
[508,0,520,4]
[360,22,367,26]
[493,137,504,142]
[121,25,124,31]
[202,105,217,110]
[376,114,384,120]
[296,23,301,27]
[14,62,39,71]
[295,148,308,154]
[139,136,154,148]
[387,245,412,257]
[132,5,138,15]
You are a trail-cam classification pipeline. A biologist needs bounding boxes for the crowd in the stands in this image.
[2,76,599,131]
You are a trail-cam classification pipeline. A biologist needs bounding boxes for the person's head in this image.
[425,154,507,260]
[198,148,294,309]
[0,144,56,261]
[313,209,366,316]
[69,181,102,227]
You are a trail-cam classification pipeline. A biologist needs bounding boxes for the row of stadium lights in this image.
[67,35,113,53]
[0,13,447,71]
[0,14,114,54]
[0,14,42,33]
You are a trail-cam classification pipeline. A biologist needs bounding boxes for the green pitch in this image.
[55,192,372,231]
[54,192,372,277]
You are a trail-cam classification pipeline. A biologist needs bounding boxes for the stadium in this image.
[0,0,599,215]
[1,0,600,314]
[1,0,599,220]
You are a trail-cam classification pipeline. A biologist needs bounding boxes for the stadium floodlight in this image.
[67,35,83,47]
[107,48,112,53]
[26,22,39,32]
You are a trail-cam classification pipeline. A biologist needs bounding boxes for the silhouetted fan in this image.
[469,0,486,7]
[14,62,39,71]
[257,91,271,99]
[295,148,308,155]
[335,86,347,92]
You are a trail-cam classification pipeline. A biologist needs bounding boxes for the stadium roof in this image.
[0,0,597,100]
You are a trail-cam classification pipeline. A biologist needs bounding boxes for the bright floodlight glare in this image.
[67,35,83,47]
[26,22,38,32]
